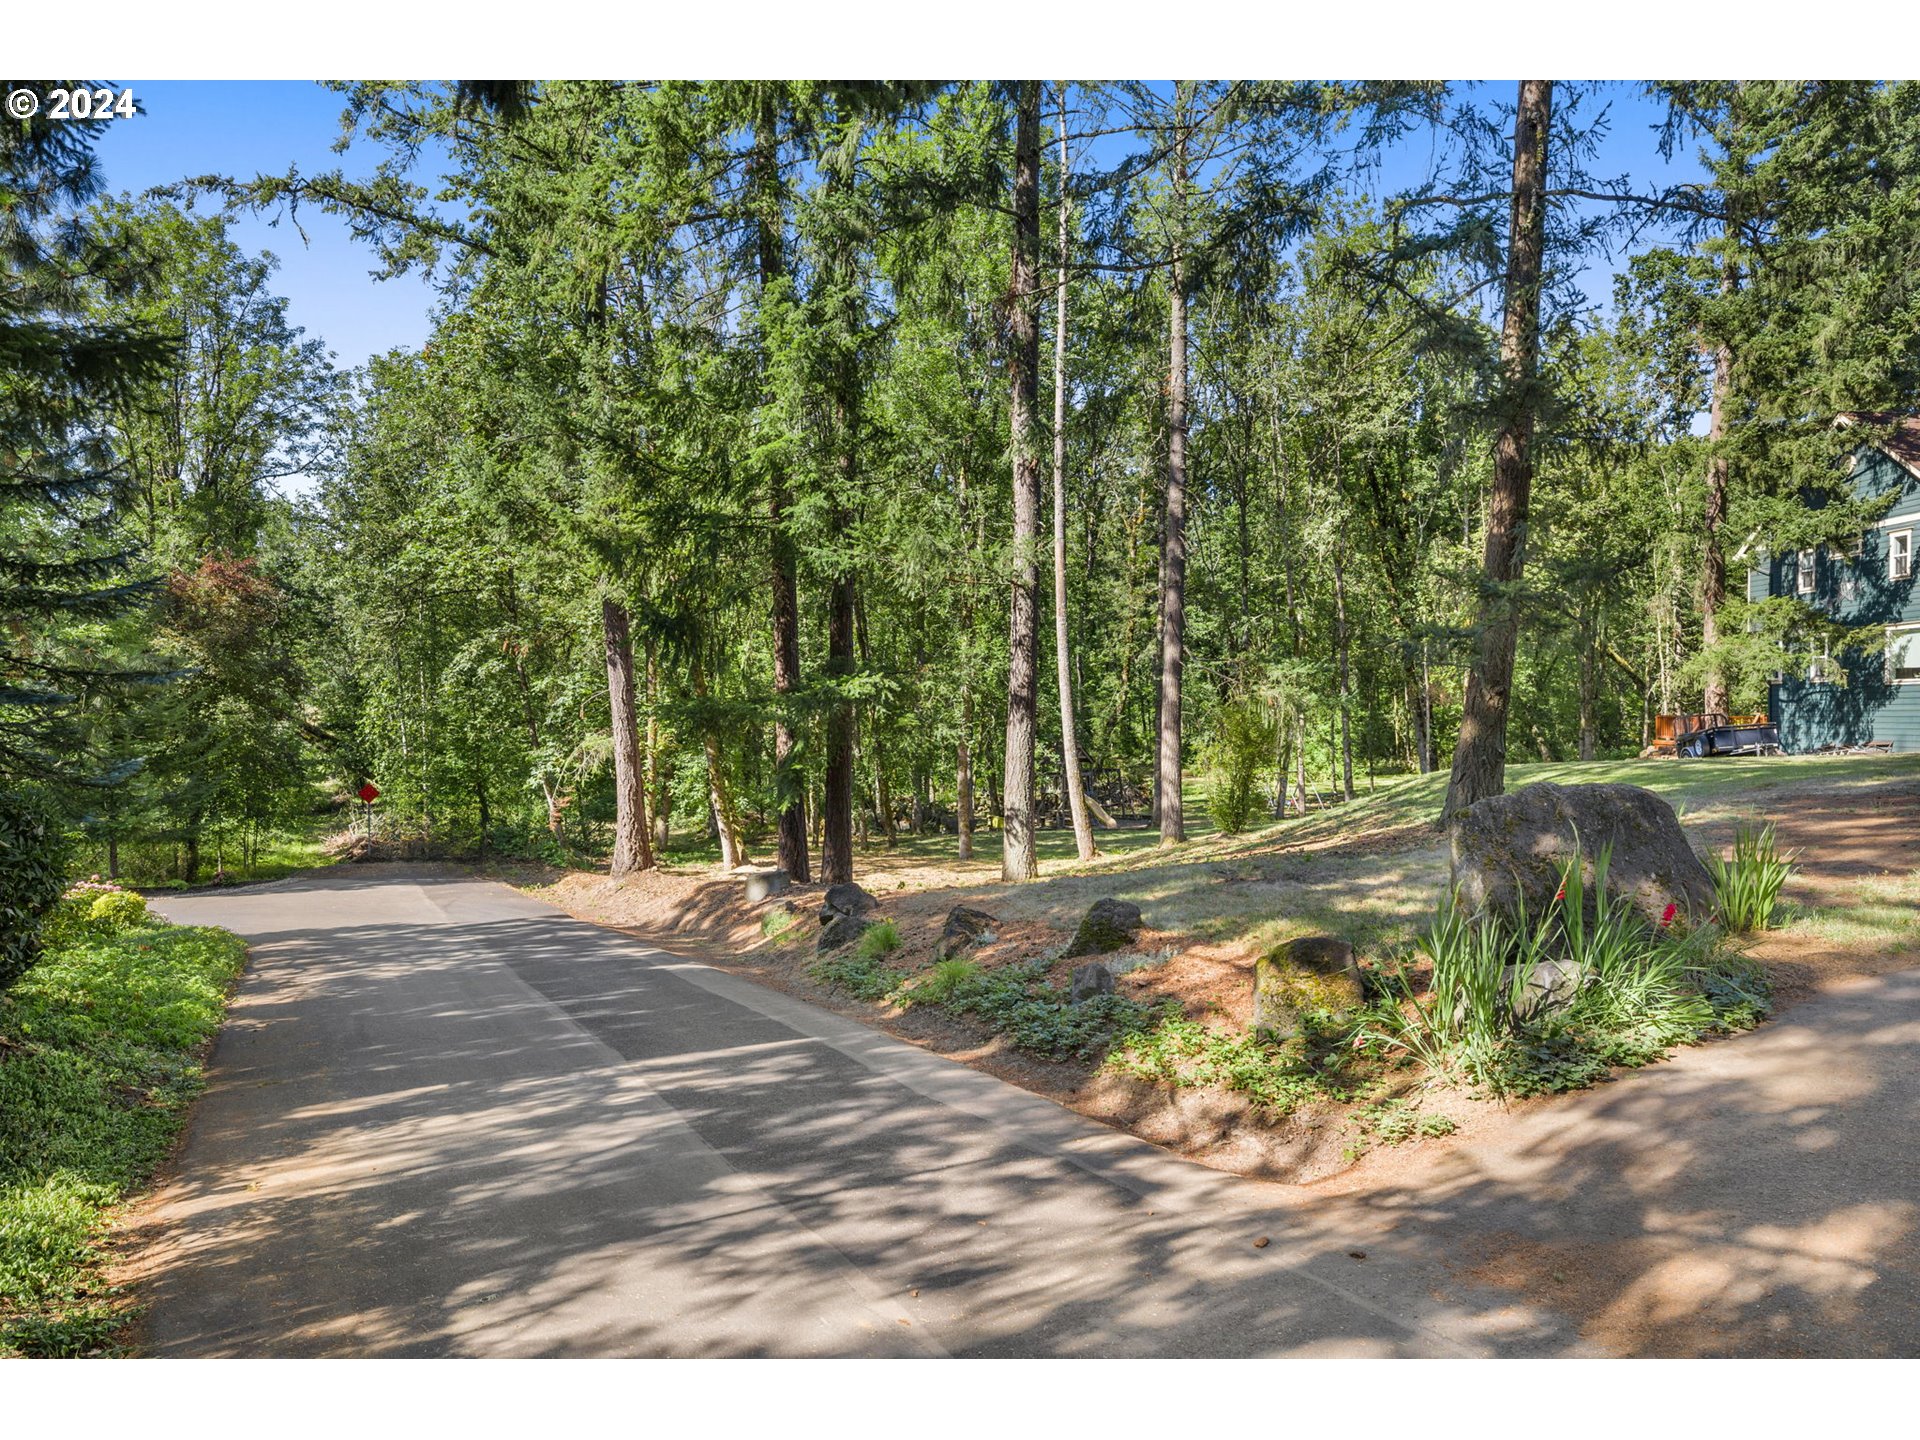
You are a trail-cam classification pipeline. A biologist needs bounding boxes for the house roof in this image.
[1835,412,1920,480]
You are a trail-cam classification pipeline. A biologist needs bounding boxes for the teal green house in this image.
[1753,414,1920,751]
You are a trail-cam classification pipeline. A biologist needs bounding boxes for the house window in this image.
[1889,627,1920,684]
[1796,548,1816,594]
[1891,530,1913,582]
[1847,532,1866,560]
[1808,638,1833,684]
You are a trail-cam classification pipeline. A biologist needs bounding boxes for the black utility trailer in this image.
[1677,717,1782,757]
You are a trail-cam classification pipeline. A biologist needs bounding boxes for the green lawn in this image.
[0,920,247,1356]
[829,752,1920,877]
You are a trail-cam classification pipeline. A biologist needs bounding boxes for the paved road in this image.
[143,868,1919,1357]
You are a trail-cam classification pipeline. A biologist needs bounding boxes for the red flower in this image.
[1659,902,1677,930]
[1553,883,1566,902]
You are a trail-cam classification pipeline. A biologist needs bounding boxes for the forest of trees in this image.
[8,80,1920,889]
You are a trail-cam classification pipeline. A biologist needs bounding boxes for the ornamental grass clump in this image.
[1366,842,1767,1097]
[1705,823,1797,934]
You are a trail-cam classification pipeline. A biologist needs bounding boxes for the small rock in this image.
[1251,936,1366,1040]
[817,914,875,954]
[1065,897,1143,957]
[1510,957,1586,1021]
[933,905,998,962]
[820,881,878,925]
[1070,962,1115,1004]
[742,869,790,903]
[1253,1237,1270,1249]
[1348,1250,1367,1260]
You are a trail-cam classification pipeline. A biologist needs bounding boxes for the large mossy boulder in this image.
[1251,936,1365,1040]
[1448,781,1715,931]
[1065,897,1143,957]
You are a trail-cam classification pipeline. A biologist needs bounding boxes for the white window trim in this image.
[1889,528,1914,582]
[1888,623,1920,685]
[1796,548,1816,594]
[1808,636,1833,685]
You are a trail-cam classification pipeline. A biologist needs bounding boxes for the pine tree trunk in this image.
[823,567,856,884]
[691,648,747,871]
[1157,107,1191,846]
[1701,336,1733,717]
[1441,79,1552,824]
[1335,541,1354,801]
[756,100,812,883]
[820,132,860,886]
[645,644,671,854]
[957,680,975,860]
[1001,80,1043,883]
[1051,83,1096,864]
[603,597,654,876]
[1579,608,1600,761]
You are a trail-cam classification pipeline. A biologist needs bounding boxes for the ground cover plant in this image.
[0,899,246,1357]
[814,832,1789,1136]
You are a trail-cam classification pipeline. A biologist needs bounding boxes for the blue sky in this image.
[93,81,445,371]
[88,80,1707,380]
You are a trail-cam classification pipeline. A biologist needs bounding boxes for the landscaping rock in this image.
[817,914,874,954]
[1447,781,1716,931]
[820,881,878,925]
[1251,936,1365,1040]
[1509,958,1586,1021]
[1065,897,1143,957]
[1070,962,1115,1005]
[742,869,790,903]
[933,905,997,962]
[1452,959,1588,1027]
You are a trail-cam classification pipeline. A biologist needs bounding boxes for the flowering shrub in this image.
[37,879,156,952]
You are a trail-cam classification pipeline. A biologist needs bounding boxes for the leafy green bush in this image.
[1706,823,1797,933]
[854,919,901,961]
[1,922,246,1355]
[0,792,69,992]
[1206,700,1277,836]
[86,889,151,934]
[39,880,153,953]
[759,905,799,941]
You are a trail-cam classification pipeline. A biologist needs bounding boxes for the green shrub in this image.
[86,889,151,935]
[854,919,901,961]
[39,880,147,953]
[1207,700,1277,836]
[0,792,68,992]
[759,906,799,941]
[1706,823,1797,933]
